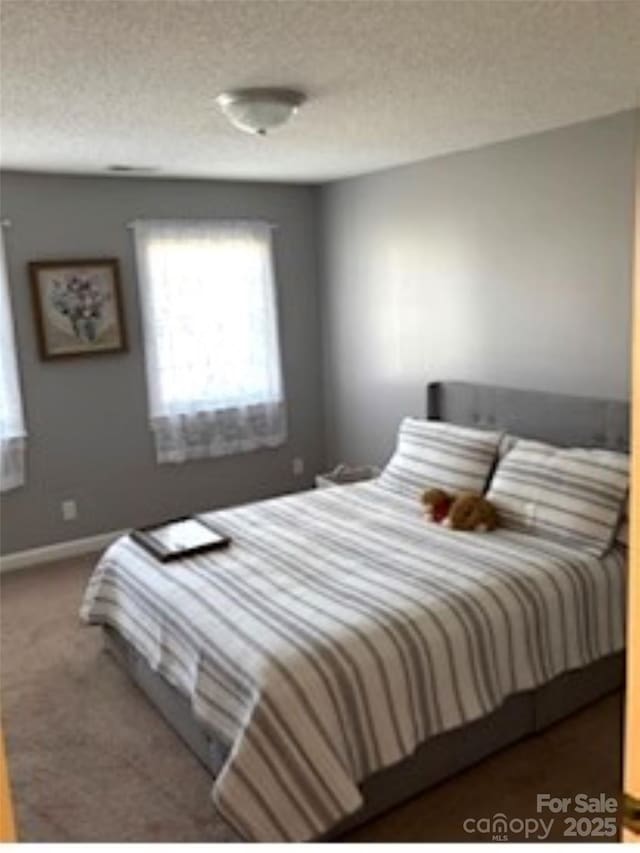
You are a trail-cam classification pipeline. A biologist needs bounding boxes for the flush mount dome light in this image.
[215,88,306,136]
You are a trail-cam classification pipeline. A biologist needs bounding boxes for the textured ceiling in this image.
[1,0,639,183]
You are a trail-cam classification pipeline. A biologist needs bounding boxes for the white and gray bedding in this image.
[81,480,626,842]
[378,417,502,498]
[488,439,629,556]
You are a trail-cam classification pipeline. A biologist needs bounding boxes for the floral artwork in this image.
[30,259,126,358]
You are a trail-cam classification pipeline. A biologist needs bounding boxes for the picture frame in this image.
[29,258,127,359]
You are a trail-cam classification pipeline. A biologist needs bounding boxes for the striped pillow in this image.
[378,418,502,499]
[487,439,629,555]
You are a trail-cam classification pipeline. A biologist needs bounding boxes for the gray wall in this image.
[0,172,324,553]
[320,110,637,467]
[2,110,636,552]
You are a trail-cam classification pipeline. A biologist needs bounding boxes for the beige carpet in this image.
[0,554,623,842]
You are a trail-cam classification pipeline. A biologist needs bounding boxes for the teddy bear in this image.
[421,488,453,523]
[421,488,498,532]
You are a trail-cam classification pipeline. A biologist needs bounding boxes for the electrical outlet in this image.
[292,457,305,476]
[61,499,77,521]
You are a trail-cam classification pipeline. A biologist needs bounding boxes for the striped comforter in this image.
[80,481,626,841]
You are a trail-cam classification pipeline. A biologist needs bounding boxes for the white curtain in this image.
[0,232,26,491]
[133,219,287,463]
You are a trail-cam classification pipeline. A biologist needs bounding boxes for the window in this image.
[0,231,26,491]
[133,219,286,463]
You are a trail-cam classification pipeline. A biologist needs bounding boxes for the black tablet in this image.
[130,517,230,563]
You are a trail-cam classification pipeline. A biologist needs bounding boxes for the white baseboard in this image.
[0,528,128,573]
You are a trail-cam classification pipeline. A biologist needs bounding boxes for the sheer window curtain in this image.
[0,232,26,491]
[133,219,287,463]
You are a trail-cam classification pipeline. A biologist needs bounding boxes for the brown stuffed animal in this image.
[421,488,453,523]
[421,488,498,532]
[444,491,498,532]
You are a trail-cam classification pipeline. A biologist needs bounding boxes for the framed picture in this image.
[29,258,126,359]
[130,517,231,562]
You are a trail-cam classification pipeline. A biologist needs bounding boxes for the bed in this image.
[81,381,630,841]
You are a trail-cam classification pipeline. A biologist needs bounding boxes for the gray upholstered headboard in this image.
[426,381,630,452]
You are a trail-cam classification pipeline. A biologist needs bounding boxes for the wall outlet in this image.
[292,457,305,477]
[61,499,78,521]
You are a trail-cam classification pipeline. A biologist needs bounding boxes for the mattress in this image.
[81,480,627,841]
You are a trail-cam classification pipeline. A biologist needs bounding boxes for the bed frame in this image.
[103,381,630,839]
[426,381,629,451]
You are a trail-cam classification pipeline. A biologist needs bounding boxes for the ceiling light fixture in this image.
[215,88,306,136]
